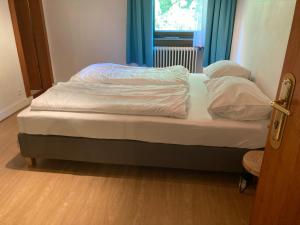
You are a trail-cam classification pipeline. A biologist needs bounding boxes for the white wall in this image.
[231,0,296,98]
[42,0,127,82]
[0,0,29,121]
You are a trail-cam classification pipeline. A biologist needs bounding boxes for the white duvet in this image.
[71,63,189,85]
[31,64,190,118]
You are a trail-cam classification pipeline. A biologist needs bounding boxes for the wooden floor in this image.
[0,114,255,225]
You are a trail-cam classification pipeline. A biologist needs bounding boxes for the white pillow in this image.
[205,76,272,121]
[203,60,251,79]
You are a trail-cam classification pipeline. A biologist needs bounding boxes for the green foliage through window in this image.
[155,0,204,31]
[159,0,194,15]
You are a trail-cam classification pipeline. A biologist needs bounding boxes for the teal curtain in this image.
[126,0,154,67]
[203,0,237,66]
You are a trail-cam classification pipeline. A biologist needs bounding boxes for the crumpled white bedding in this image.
[31,63,189,118]
[20,74,269,149]
[70,63,189,85]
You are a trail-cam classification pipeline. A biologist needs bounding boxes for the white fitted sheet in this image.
[18,74,269,149]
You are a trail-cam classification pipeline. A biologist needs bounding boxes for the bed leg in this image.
[24,157,36,167]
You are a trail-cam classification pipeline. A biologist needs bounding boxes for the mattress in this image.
[18,74,269,149]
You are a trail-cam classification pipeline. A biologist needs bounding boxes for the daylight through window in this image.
[155,0,205,31]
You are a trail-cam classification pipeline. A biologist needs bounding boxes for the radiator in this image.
[154,47,198,73]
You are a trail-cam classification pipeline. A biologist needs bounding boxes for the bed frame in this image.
[18,133,250,172]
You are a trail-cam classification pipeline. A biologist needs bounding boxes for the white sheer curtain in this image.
[193,0,208,47]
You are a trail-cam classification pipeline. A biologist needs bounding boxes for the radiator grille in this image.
[154,47,198,73]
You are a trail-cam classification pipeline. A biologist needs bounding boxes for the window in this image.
[155,0,201,32]
[154,0,207,47]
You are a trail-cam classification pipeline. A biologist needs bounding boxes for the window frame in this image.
[154,31,194,47]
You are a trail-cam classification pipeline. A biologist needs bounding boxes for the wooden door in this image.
[9,0,42,95]
[27,0,53,91]
[251,1,300,225]
[8,0,53,97]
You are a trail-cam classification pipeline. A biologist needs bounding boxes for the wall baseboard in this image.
[0,97,31,122]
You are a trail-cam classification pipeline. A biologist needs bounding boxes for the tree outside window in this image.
[155,0,204,31]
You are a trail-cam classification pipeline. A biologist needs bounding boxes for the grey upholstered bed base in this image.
[18,133,250,172]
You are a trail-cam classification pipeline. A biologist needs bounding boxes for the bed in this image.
[17,67,269,172]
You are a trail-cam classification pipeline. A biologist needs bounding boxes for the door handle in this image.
[269,73,295,149]
[270,100,291,116]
